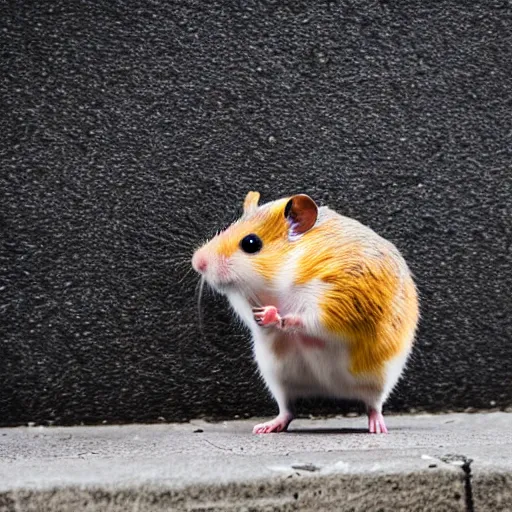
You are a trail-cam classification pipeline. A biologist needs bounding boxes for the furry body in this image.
[192,193,419,433]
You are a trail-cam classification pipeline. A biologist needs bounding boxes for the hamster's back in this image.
[293,205,419,375]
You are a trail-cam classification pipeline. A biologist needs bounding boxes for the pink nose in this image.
[192,253,208,273]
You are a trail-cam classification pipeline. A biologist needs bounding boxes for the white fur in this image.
[381,348,412,407]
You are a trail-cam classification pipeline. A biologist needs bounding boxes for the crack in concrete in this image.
[202,439,234,452]
[461,458,474,512]
[440,454,474,512]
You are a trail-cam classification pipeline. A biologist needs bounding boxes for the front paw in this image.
[252,306,281,327]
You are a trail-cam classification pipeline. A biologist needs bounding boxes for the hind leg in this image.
[252,382,294,434]
[359,389,389,434]
[367,406,388,434]
[365,346,414,433]
[362,341,414,434]
[252,333,295,434]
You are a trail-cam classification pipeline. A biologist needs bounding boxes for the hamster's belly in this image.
[254,331,366,400]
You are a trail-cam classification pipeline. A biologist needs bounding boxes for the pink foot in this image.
[252,306,304,331]
[253,306,281,327]
[253,414,293,434]
[368,409,388,434]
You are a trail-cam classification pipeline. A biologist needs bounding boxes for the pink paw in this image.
[368,409,388,434]
[253,306,281,327]
[253,414,292,434]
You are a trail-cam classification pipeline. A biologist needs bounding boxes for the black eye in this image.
[240,234,263,254]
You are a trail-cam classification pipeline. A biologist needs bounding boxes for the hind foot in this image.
[253,413,293,434]
[368,409,388,434]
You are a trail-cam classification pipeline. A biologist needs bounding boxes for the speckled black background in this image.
[1,0,511,426]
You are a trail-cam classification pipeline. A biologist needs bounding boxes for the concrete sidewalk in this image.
[0,412,510,511]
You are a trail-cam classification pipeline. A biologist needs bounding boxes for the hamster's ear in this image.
[243,191,260,215]
[284,194,318,237]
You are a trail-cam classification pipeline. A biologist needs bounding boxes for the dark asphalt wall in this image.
[1,1,511,426]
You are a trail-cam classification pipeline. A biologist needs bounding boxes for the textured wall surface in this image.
[1,0,511,426]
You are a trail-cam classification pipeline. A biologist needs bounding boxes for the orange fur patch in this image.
[293,220,418,379]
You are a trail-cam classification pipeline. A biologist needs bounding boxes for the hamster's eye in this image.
[240,234,263,254]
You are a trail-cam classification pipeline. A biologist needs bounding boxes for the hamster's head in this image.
[191,191,318,295]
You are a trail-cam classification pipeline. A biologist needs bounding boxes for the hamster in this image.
[192,191,419,434]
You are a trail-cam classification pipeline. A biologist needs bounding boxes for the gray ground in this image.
[0,412,510,511]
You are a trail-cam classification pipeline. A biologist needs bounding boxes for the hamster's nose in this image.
[192,252,208,274]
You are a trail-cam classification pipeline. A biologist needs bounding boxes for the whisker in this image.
[170,258,194,271]
[177,266,194,285]
[197,277,206,336]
